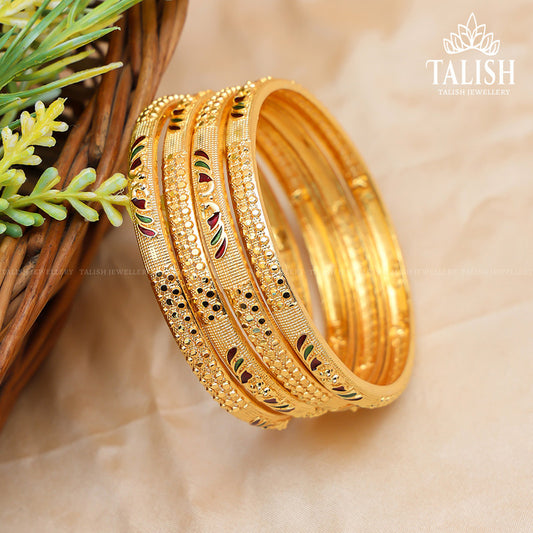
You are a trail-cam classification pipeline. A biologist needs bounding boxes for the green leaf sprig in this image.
[0,99,128,237]
[0,0,141,125]
[0,0,143,238]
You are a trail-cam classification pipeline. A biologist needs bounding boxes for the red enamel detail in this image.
[296,334,307,351]
[215,238,227,259]
[310,357,322,371]
[207,212,220,229]
[130,157,141,171]
[194,149,209,159]
[227,347,237,364]
[132,198,146,209]
[131,135,146,149]
[138,225,156,237]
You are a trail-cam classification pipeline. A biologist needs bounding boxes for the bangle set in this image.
[128,78,414,429]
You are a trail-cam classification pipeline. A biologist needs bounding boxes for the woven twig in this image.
[0,0,188,430]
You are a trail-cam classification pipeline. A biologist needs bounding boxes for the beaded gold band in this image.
[128,78,414,429]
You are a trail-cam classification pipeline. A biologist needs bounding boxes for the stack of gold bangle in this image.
[128,77,414,430]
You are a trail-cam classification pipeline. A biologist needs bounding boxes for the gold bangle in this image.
[163,89,324,418]
[187,87,343,415]
[128,78,414,429]
[129,94,289,429]
[224,79,413,407]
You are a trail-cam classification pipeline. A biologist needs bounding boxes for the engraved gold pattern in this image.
[128,79,414,428]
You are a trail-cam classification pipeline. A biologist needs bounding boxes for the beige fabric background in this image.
[1,0,532,531]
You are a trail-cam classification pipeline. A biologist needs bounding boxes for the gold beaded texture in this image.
[128,78,414,429]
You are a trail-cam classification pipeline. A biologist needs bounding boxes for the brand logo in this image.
[426,13,515,95]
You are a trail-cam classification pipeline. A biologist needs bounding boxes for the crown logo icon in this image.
[443,13,500,56]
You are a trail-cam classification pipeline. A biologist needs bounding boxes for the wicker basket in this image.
[0,0,188,430]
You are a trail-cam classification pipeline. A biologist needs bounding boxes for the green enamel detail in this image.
[171,117,184,123]
[194,160,210,170]
[303,345,314,360]
[210,226,223,245]
[135,213,152,224]
[130,144,144,159]
[234,358,244,372]
[232,104,245,110]
[276,404,289,409]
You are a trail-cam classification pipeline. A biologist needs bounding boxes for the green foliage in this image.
[0,99,128,237]
[0,0,142,237]
[0,0,140,123]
